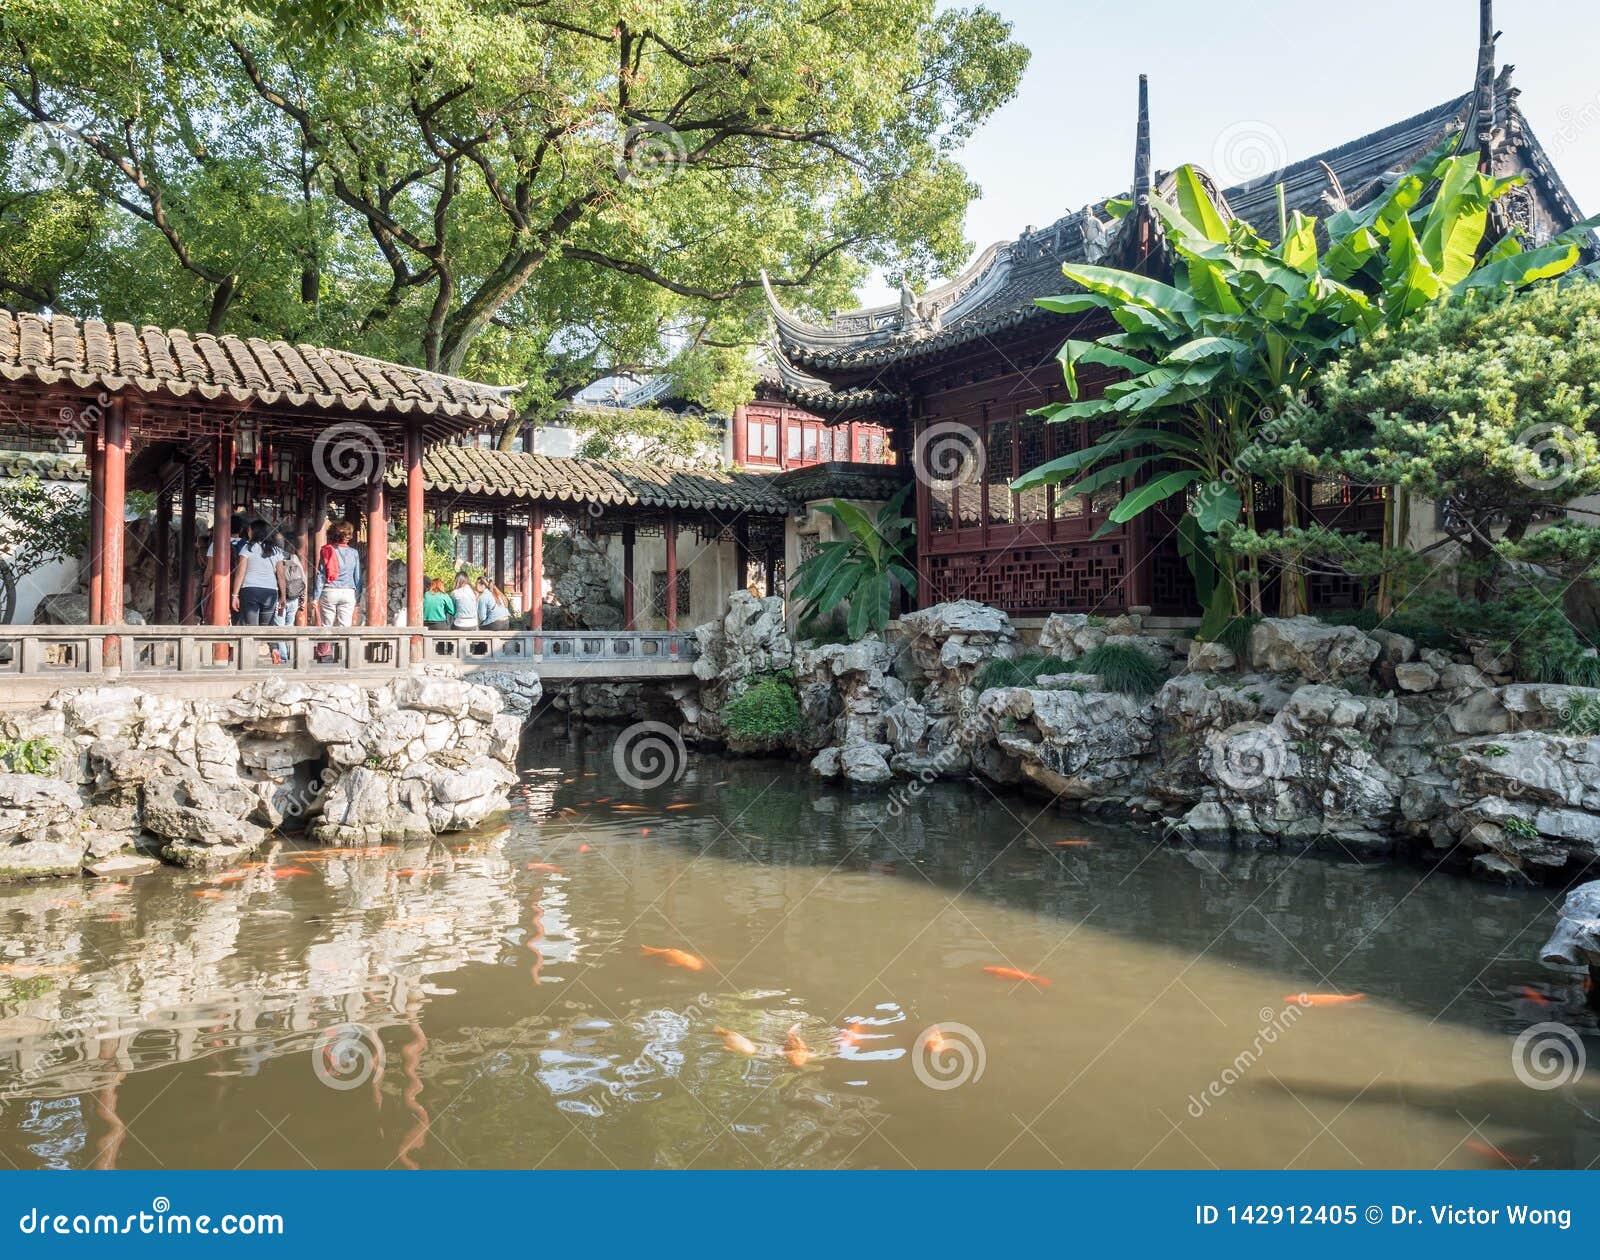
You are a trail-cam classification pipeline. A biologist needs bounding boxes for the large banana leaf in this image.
[1106,469,1202,525]
[1010,427,1181,492]
[1060,264,1200,315]
[1174,166,1229,244]
[1057,454,1157,499]
[1055,339,1151,400]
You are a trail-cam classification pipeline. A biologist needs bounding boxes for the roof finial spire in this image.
[1474,0,1499,169]
[1134,73,1153,203]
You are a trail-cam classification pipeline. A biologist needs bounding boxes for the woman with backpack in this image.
[231,520,286,626]
[314,520,363,627]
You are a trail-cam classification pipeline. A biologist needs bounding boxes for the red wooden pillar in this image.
[405,424,425,641]
[178,460,198,624]
[731,404,748,467]
[847,421,860,462]
[663,510,678,632]
[365,476,387,626]
[520,518,534,621]
[529,507,544,631]
[622,523,636,630]
[87,417,104,625]
[101,400,127,666]
[209,431,235,627]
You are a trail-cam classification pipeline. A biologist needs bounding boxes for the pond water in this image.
[1,728,1597,1170]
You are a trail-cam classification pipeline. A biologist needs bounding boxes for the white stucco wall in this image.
[598,526,744,630]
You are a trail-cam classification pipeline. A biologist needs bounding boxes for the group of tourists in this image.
[422,572,512,631]
[204,515,512,634]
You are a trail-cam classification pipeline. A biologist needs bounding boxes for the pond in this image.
[1,728,1596,1170]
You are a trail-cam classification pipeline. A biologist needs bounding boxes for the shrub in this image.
[724,672,801,740]
[975,654,1077,690]
[0,737,59,774]
[975,646,1164,698]
[1076,643,1165,697]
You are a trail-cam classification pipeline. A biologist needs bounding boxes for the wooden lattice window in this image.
[651,570,690,618]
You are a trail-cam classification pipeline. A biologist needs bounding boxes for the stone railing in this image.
[0,626,697,688]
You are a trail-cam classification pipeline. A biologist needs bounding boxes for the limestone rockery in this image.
[681,597,1600,885]
[0,668,534,881]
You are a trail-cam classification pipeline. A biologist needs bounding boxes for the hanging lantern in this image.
[273,445,295,488]
[233,414,260,461]
[232,470,253,510]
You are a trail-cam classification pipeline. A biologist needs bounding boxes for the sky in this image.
[859,0,1600,304]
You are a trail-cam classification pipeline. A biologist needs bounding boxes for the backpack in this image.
[319,543,340,582]
[283,553,307,602]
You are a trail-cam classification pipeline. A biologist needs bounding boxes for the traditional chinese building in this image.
[763,11,1591,620]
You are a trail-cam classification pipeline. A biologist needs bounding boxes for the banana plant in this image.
[790,485,917,639]
[1013,137,1600,635]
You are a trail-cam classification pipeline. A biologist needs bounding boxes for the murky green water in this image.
[1,729,1597,1170]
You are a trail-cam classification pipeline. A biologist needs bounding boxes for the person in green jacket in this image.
[422,578,455,629]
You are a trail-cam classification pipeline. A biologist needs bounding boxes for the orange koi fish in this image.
[666,803,696,811]
[583,772,599,777]
[1053,839,1094,848]
[525,862,562,873]
[1285,992,1366,1007]
[391,868,432,878]
[983,965,1051,987]
[640,828,651,836]
[270,868,311,880]
[925,1025,950,1054]
[714,1026,758,1056]
[1466,1138,1531,1168]
[208,871,251,884]
[784,1024,812,1068]
[190,890,226,900]
[611,804,644,812]
[0,963,78,975]
[578,843,593,853]
[640,946,706,971]
[1518,986,1552,1006]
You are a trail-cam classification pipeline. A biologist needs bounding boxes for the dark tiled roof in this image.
[0,309,518,422]
[767,461,908,504]
[769,83,1570,377]
[0,451,87,482]
[391,445,793,516]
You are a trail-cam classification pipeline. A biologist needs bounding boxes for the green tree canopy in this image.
[0,0,1026,435]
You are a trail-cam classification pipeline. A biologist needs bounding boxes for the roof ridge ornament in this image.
[1474,0,1500,169]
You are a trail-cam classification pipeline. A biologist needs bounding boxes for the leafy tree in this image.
[568,406,721,464]
[791,485,915,638]
[1301,281,1600,601]
[0,0,1027,438]
[0,475,90,576]
[1013,143,1599,637]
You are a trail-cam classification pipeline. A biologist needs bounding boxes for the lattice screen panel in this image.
[924,543,1127,615]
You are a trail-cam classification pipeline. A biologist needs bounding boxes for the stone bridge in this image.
[0,626,696,709]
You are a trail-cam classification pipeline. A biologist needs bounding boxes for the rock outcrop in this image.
[0,670,524,880]
[677,591,794,750]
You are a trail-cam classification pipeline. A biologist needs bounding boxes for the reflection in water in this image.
[0,728,1598,1169]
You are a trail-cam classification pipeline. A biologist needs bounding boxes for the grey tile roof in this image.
[390,445,793,516]
[0,308,518,422]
